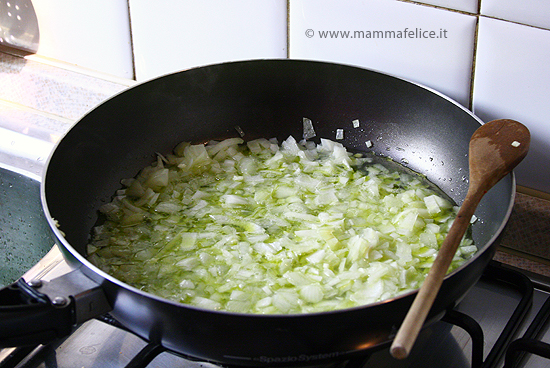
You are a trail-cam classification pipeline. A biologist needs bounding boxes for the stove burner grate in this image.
[504,291,550,367]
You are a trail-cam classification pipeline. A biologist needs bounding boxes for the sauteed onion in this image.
[87,136,475,314]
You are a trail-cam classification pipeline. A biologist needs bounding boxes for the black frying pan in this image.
[0,60,515,366]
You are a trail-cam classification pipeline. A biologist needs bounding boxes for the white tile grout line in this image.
[126,0,138,81]
[397,0,550,32]
[469,16,480,111]
[478,14,550,32]
[396,0,478,16]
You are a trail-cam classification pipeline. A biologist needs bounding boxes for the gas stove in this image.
[2,50,550,368]
[2,247,550,368]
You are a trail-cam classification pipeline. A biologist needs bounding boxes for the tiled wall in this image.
[1,0,549,193]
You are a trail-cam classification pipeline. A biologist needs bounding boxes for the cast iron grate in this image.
[480,262,533,368]
[504,290,550,367]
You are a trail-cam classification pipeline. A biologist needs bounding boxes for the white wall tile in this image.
[473,17,550,193]
[30,0,134,79]
[129,0,287,81]
[481,0,550,30]
[290,0,476,107]
[413,0,478,14]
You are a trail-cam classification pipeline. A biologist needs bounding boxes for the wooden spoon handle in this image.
[389,188,482,359]
[390,119,530,359]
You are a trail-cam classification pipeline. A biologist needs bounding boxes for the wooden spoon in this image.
[390,119,530,360]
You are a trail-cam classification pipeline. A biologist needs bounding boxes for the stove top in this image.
[3,249,550,368]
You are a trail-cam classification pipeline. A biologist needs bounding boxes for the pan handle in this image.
[0,269,111,347]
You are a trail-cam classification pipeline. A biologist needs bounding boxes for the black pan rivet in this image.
[52,297,68,306]
[27,279,42,288]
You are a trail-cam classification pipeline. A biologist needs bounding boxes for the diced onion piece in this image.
[303,117,316,139]
[88,135,474,315]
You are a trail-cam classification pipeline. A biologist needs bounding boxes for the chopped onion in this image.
[303,117,316,139]
[88,136,475,314]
